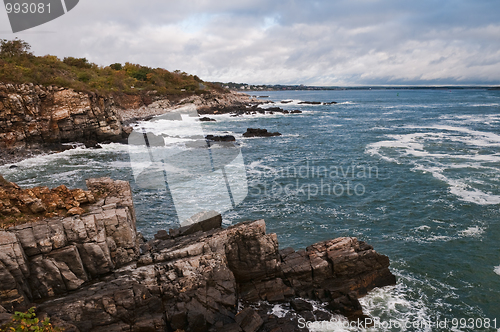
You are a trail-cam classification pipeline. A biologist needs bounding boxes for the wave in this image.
[258,99,349,108]
[366,125,500,205]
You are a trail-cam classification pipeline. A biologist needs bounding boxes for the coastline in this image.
[0,177,396,331]
[0,83,259,167]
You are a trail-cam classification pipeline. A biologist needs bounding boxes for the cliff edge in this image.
[0,178,396,331]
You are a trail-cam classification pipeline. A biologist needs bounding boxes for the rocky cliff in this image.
[119,91,260,125]
[0,178,138,315]
[0,83,123,152]
[0,177,396,331]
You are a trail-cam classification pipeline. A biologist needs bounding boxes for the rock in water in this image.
[205,134,236,142]
[298,101,322,105]
[199,117,216,122]
[243,128,282,137]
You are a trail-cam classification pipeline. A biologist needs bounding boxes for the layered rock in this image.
[0,178,396,332]
[0,178,138,312]
[0,83,123,151]
[119,91,258,125]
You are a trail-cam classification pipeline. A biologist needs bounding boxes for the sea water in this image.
[2,89,500,331]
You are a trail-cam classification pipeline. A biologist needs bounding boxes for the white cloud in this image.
[0,0,499,85]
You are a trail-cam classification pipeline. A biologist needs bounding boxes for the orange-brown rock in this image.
[0,174,97,224]
[0,83,123,150]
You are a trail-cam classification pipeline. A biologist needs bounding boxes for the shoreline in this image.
[0,85,259,167]
[0,177,396,331]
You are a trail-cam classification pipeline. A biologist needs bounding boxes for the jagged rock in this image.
[0,178,396,331]
[290,299,313,312]
[235,308,263,332]
[0,84,123,151]
[0,230,31,312]
[0,178,139,311]
[0,176,97,220]
[153,230,170,240]
[243,128,281,137]
[67,207,85,216]
[206,134,236,142]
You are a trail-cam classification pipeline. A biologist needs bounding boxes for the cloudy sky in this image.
[1,0,500,85]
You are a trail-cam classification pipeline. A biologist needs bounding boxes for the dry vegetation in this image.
[0,38,227,107]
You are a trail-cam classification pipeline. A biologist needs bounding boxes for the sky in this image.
[1,0,500,86]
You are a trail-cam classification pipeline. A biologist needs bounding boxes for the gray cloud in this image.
[0,0,499,85]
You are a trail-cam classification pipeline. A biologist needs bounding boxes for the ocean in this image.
[1,89,500,331]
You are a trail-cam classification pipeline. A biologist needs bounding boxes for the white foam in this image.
[366,125,500,205]
[269,304,288,318]
[258,99,344,108]
[494,266,500,276]
[469,103,500,107]
[459,226,484,237]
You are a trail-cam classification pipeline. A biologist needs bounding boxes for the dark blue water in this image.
[2,89,500,330]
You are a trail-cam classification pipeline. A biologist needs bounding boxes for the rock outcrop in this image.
[199,117,216,122]
[0,83,124,151]
[0,177,396,331]
[119,91,259,125]
[205,135,236,142]
[0,174,97,220]
[0,178,138,313]
[243,128,282,138]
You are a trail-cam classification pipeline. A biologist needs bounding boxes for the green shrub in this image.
[1,307,59,332]
[63,57,92,69]
[109,63,122,71]
[0,38,32,58]
[0,39,220,106]
[77,72,92,83]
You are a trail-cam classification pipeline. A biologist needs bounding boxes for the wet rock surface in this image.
[0,178,396,331]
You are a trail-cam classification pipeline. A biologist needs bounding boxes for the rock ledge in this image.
[0,178,396,332]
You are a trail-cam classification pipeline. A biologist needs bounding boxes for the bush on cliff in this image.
[0,39,226,105]
[1,308,59,332]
